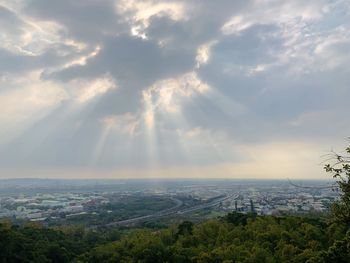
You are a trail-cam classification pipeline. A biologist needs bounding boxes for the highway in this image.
[106,194,237,227]
[106,197,183,227]
[176,194,237,214]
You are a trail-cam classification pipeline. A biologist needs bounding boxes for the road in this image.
[176,194,236,214]
[106,194,237,227]
[106,197,183,227]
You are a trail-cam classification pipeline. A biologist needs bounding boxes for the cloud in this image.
[70,75,117,103]
[101,113,140,135]
[0,0,349,177]
[0,71,67,142]
[0,5,25,37]
[48,35,196,86]
[117,0,186,27]
[193,0,350,144]
[24,0,126,43]
[143,72,209,114]
[222,0,328,35]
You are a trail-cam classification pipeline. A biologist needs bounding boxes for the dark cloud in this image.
[0,44,88,74]
[145,1,250,51]
[24,0,127,43]
[0,5,25,35]
[177,0,249,38]
[49,35,195,83]
[0,48,33,72]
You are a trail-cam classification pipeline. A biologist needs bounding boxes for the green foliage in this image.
[324,144,350,224]
[1,213,350,262]
[224,212,255,226]
[78,214,350,262]
[0,221,122,263]
[176,221,194,237]
[322,229,350,263]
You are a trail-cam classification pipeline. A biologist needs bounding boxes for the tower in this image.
[250,199,255,213]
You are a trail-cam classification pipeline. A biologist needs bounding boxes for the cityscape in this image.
[0,179,337,227]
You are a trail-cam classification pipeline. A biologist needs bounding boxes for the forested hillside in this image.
[0,212,349,263]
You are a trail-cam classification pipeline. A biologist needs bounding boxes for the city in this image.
[0,179,337,227]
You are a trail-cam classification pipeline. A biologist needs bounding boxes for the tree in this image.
[324,142,350,224]
[225,212,254,226]
[323,230,350,263]
[176,221,194,237]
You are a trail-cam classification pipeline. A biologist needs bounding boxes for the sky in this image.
[0,0,349,179]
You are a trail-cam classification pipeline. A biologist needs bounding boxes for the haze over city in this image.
[0,0,349,179]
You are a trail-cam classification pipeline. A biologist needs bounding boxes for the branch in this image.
[287,178,337,190]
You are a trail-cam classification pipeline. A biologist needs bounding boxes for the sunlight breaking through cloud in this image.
[0,0,349,178]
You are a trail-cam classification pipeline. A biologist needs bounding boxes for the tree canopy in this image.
[324,143,350,224]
